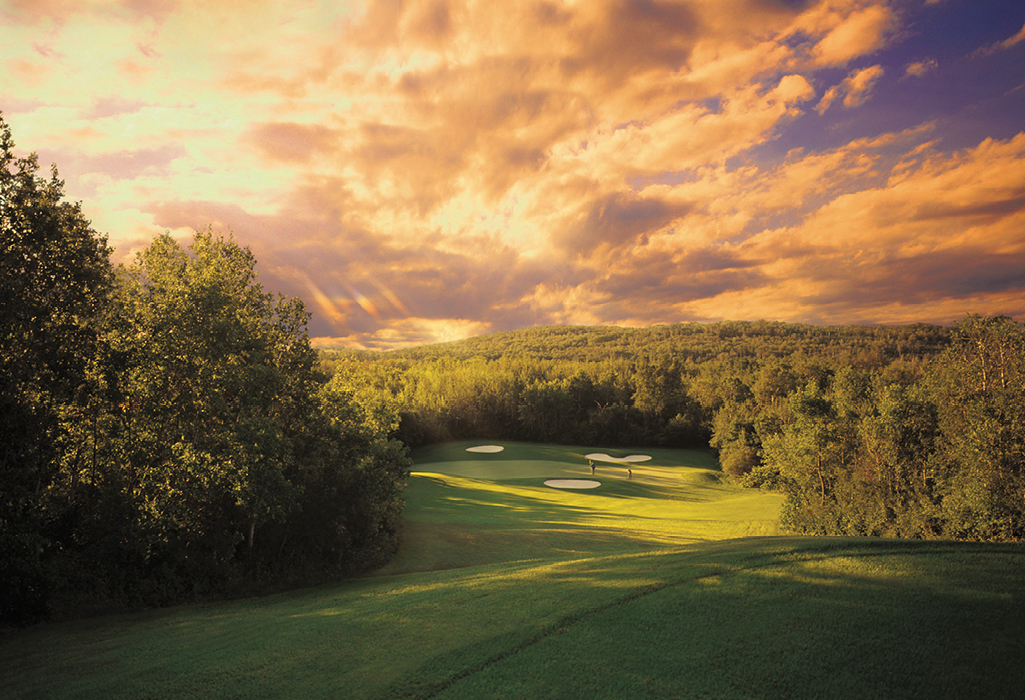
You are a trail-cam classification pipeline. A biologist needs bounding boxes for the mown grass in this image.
[380,441,780,574]
[2,441,1023,699]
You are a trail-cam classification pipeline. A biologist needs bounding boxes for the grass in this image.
[2,440,1023,699]
[381,441,781,574]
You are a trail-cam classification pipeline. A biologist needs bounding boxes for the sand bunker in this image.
[544,479,601,489]
[466,445,505,453]
[585,453,652,464]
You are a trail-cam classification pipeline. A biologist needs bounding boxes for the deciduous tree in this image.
[110,230,314,566]
[0,114,112,623]
[931,315,1025,540]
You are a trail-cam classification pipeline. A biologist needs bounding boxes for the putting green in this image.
[387,441,784,577]
[586,452,651,463]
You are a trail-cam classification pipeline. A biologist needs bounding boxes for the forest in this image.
[321,313,1024,544]
[1,117,409,625]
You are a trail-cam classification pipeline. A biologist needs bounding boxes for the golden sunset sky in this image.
[3,0,1024,349]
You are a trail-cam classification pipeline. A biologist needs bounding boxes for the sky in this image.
[2,0,1024,349]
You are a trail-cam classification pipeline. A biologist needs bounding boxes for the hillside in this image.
[323,320,951,365]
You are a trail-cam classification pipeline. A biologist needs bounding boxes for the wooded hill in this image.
[330,320,950,364]
[319,320,952,450]
[321,316,1025,544]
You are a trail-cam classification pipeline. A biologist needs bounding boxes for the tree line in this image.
[1,116,409,625]
[322,314,1024,543]
[319,320,950,450]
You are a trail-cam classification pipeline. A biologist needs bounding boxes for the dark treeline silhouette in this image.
[1,116,409,625]
[322,314,1025,543]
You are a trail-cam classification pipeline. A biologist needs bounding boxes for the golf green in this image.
[410,440,707,483]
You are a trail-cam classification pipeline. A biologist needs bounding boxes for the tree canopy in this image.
[1,114,112,621]
[1,115,409,625]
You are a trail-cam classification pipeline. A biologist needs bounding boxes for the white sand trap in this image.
[545,479,601,489]
[585,453,652,464]
[466,445,505,453]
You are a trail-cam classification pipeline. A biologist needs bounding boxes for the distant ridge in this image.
[327,320,951,364]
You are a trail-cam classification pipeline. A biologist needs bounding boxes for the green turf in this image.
[376,441,779,575]
[411,440,720,470]
[2,442,1023,699]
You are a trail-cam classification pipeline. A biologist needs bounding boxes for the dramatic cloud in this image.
[2,0,1023,348]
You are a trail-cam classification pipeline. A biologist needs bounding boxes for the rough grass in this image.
[2,441,1023,699]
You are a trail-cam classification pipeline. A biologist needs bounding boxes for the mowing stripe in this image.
[378,539,993,700]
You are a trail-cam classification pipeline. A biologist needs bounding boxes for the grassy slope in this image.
[2,442,1023,700]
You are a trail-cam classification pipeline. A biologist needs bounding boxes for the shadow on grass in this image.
[382,470,781,576]
[3,539,1020,700]
[577,477,730,503]
[375,539,1025,700]
[407,475,601,524]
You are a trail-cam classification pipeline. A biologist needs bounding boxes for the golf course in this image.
[3,441,1024,699]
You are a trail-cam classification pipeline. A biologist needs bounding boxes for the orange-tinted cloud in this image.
[1,0,182,25]
[807,2,894,66]
[904,58,937,78]
[1003,22,1025,49]
[246,122,341,164]
[840,64,884,106]
[816,64,883,113]
[3,0,1022,348]
[974,20,1025,56]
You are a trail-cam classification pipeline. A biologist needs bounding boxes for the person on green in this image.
[589,460,595,475]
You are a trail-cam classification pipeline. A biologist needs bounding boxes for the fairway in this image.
[378,441,783,575]
[3,442,1024,699]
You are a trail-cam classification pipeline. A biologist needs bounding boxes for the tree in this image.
[633,354,685,421]
[518,378,575,442]
[0,113,112,623]
[108,230,317,569]
[859,382,940,537]
[710,402,760,480]
[752,361,798,407]
[100,228,411,588]
[930,315,1025,540]
[763,380,863,535]
[305,373,409,572]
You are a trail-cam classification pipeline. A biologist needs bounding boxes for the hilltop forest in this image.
[321,313,1025,543]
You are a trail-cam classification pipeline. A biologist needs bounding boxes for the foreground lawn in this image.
[2,442,1023,699]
